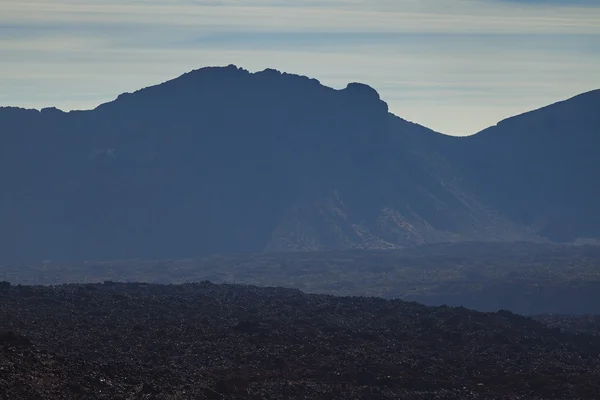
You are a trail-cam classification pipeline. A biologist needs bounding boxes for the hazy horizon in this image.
[2,0,599,136]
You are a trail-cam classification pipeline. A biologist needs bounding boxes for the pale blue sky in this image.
[1,0,599,135]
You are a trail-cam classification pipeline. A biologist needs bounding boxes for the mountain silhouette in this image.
[0,65,597,262]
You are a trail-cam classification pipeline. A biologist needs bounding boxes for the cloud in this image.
[3,0,600,34]
[0,0,599,135]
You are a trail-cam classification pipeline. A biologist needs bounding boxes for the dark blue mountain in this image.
[0,65,596,262]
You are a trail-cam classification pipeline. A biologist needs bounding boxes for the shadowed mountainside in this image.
[0,65,598,262]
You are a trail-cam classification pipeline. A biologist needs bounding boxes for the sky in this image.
[1,0,599,136]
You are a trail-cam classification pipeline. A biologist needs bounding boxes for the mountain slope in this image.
[0,65,542,262]
[446,89,600,242]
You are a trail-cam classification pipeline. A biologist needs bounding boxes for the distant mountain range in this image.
[1,65,598,262]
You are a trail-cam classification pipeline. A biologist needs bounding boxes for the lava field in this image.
[1,281,599,399]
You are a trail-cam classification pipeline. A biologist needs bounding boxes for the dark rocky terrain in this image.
[4,242,600,315]
[2,281,600,399]
[1,65,598,263]
[534,314,600,337]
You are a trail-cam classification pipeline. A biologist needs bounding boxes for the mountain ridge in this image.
[3,65,597,138]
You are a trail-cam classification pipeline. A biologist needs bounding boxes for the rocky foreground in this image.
[1,282,599,399]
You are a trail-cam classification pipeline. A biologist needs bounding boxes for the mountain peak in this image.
[184,64,249,78]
